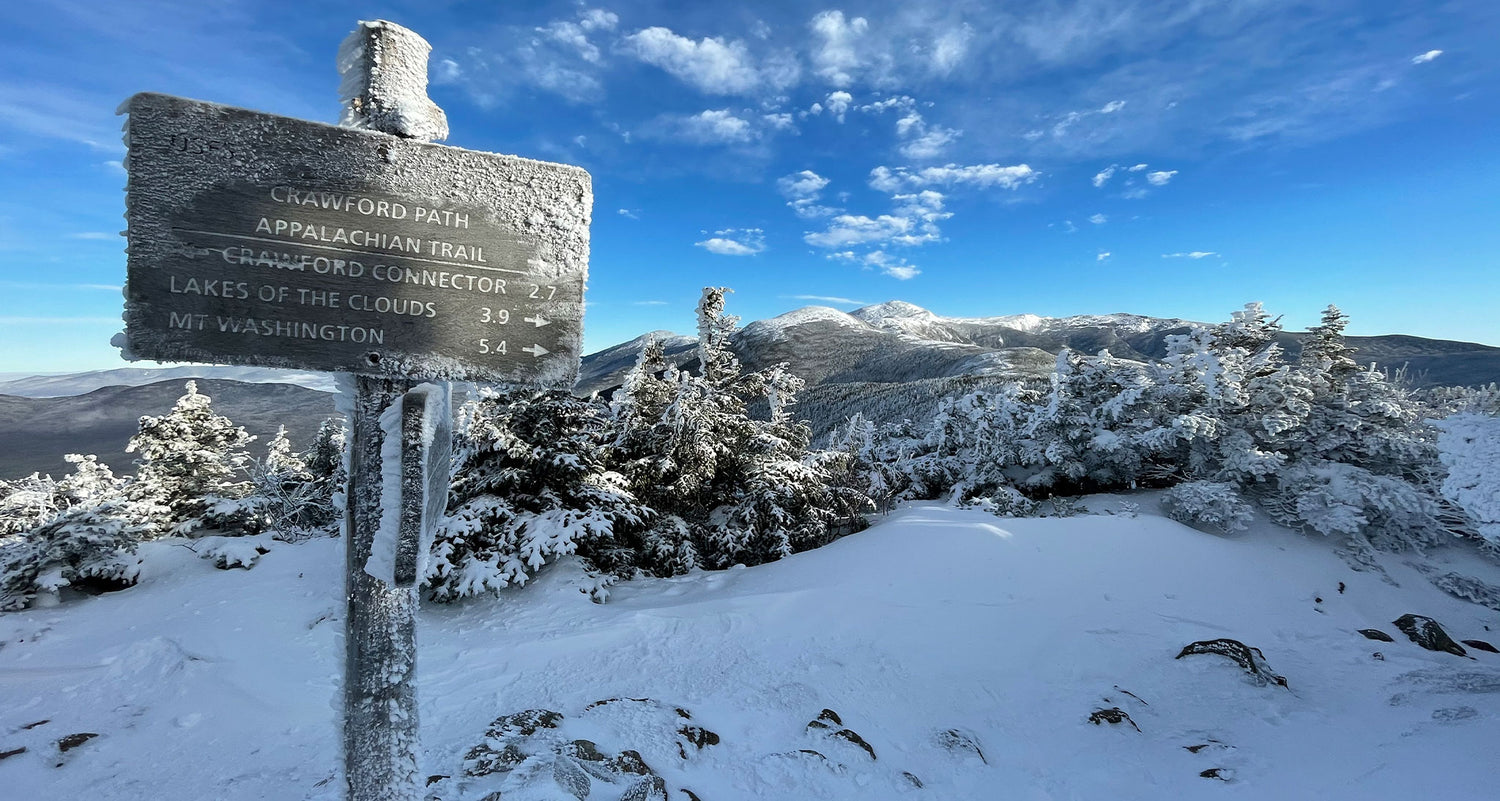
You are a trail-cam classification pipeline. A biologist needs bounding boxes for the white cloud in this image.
[1097,251,1111,262]
[1146,170,1178,186]
[1128,163,1148,172]
[632,300,668,306]
[69,231,116,240]
[1088,214,1108,225]
[778,170,839,218]
[617,208,639,220]
[696,228,766,256]
[830,250,922,280]
[1411,49,1443,65]
[1092,165,1117,187]
[786,294,867,305]
[859,95,915,114]
[762,112,796,131]
[537,16,608,64]
[678,109,757,144]
[895,112,960,159]
[1099,100,1127,113]
[870,163,1038,192]
[579,9,618,32]
[778,170,830,200]
[622,27,793,94]
[1162,251,1220,259]
[825,91,853,122]
[804,191,948,249]
[930,26,973,75]
[810,10,868,87]
[434,58,462,83]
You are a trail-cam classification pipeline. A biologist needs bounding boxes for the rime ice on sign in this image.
[118,93,590,386]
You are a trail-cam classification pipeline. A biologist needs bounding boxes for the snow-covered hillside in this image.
[3,500,1497,800]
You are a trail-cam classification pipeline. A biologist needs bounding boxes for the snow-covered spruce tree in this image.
[0,454,155,610]
[611,288,869,569]
[1018,349,1175,494]
[0,473,60,539]
[126,381,263,537]
[1155,306,1312,486]
[1161,480,1255,534]
[821,412,904,515]
[427,387,651,602]
[0,499,151,610]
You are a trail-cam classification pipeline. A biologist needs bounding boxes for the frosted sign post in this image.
[116,20,591,801]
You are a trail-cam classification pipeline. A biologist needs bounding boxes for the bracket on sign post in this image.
[114,17,590,801]
[393,384,451,588]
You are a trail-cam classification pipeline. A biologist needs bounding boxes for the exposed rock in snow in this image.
[1393,614,1468,656]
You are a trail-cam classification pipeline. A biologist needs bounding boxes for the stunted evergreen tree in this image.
[0,453,155,610]
[428,388,652,602]
[127,381,261,537]
[611,287,870,569]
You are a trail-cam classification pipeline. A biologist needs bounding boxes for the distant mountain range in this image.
[0,380,336,480]
[4,302,1497,479]
[579,300,1500,395]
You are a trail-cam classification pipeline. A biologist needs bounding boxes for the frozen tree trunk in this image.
[338,20,450,801]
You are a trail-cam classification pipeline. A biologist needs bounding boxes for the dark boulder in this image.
[1392,614,1467,656]
[1462,639,1498,654]
[1176,638,1288,687]
[1088,707,1141,732]
[1358,629,1395,642]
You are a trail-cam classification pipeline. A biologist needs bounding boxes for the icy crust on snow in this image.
[4,500,1500,800]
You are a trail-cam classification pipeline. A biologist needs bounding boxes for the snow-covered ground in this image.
[3,499,1498,800]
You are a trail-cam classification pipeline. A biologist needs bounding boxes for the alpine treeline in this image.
[2,294,1497,610]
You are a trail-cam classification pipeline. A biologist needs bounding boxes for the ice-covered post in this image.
[337,20,450,801]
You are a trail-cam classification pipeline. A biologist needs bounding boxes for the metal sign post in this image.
[117,20,591,801]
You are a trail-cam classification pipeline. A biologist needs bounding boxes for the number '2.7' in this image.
[529,285,556,300]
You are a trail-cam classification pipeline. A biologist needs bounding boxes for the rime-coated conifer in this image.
[126,381,261,537]
[610,287,869,569]
[426,388,651,602]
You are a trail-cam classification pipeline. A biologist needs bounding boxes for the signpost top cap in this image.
[337,20,449,142]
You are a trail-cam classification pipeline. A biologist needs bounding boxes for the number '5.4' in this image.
[479,339,507,355]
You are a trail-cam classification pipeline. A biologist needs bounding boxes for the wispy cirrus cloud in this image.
[1162,251,1220,259]
[785,294,868,306]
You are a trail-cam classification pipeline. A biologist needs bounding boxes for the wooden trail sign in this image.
[120,92,590,386]
[115,19,591,801]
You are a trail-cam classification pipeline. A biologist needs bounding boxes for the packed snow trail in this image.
[2,500,1498,799]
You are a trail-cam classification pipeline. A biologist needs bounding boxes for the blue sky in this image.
[1,0,1497,374]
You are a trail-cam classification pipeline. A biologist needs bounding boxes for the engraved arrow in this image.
[522,344,550,358]
[522,315,551,328]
